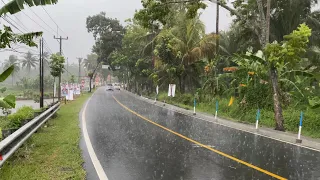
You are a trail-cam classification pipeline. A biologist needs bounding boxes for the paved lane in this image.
[83,88,320,180]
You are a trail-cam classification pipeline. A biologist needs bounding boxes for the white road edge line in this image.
[82,94,109,180]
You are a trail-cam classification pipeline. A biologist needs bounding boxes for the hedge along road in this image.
[82,87,320,180]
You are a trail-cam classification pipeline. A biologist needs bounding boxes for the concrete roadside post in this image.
[255,109,261,130]
[215,100,218,120]
[296,111,303,143]
[193,98,196,115]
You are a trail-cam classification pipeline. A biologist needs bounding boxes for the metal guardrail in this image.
[0,102,61,167]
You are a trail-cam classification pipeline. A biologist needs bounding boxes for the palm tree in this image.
[42,51,50,72]
[21,51,38,73]
[154,12,217,92]
[4,55,20,86]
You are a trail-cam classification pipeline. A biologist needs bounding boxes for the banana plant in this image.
[0,0,58,50]
[0,0,58,16]
[0,65,16,110]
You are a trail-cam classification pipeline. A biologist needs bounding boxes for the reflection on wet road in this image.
[83,88,320,180]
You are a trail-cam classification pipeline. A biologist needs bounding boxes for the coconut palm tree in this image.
[42,51,50,72]
[153,12,218,92]
[4,55,20,86]
[21,51,38,73]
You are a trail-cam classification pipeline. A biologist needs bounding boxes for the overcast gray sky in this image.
[0,0,234,64]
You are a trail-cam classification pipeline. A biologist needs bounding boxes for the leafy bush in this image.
[33,94,40,103]
[43,92,54,98]
[177,94,194,105]
[240,83,273,110]
[23,89,34,99]
[6,106,34,129]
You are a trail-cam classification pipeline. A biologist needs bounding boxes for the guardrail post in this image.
[296,111,303,143]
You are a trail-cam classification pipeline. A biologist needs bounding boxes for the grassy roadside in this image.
[146,92,320,138]
[0,93,91,180]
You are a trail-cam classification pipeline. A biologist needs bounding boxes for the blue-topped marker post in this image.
[193,98,196,115]
[255,109,261,130]
[296,112,304,143]
[215,100,218,120]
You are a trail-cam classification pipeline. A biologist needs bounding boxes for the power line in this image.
[29,7,57,35]
[3,48,40,55]
[3,15,28,32]
[13,15,30,32]
[63,67,76,77]
[12,45,38,54]
[43,45,52,54]
[21,11,55,36]
[43,39,53,54]
[0,0,29,33]
[1,16,24,33]
[42,7,67,36]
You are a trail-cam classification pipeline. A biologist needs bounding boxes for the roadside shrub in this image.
[18,106,35,119]
[178,94,194,105]
[6,106,34,129]
[23,90,34,99]
[33,94,40,103]
[240,84,273,110]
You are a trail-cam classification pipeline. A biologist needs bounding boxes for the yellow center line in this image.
[112,96,287,180]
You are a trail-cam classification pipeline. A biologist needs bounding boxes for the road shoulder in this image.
[123,90,320,152]
[0,94,90,180]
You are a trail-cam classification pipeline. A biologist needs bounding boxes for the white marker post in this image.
[255,109,261,130]
[296,112,303,143]
[193,98,196,115]
[215,100,218,120]
[155,85,159,104]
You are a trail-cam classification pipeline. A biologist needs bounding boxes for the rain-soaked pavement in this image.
[82,88,320,180]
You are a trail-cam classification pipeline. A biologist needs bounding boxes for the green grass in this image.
[0,93,91,180]
[150,92,320,138]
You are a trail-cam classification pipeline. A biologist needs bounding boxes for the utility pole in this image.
[54,36,68,101]
[77,58,82,84]
[39,38,44,108]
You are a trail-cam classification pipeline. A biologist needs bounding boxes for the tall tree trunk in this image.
[216,2,220,55]
[256,0,267,47]
[58,74,61,101]
[266,0,271,44]
[179,75,184,94]
[256,0,285,130]
[89,77,92,93]
[270,66,285,131]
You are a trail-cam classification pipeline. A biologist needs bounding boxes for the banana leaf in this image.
[0,0,58,16]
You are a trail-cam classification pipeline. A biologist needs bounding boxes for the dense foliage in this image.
[85,0,320,132]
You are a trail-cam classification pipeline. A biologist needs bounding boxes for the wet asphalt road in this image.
[82,88,320,180]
